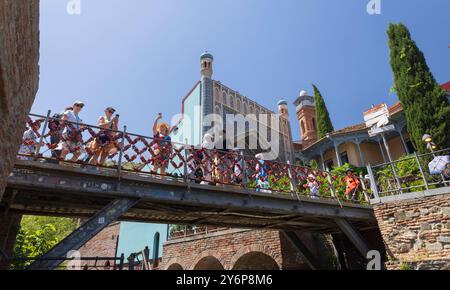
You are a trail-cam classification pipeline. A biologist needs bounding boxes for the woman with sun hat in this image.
[151,113,177,177]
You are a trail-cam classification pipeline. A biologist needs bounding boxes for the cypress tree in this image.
[387,23,450,152]
[312,84,334,139]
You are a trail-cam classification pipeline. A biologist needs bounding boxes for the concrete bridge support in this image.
[0,210,22,270]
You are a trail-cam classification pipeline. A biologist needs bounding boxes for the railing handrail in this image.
[19,111,379,206]
[371,148,450,169]
[368,148,449,202]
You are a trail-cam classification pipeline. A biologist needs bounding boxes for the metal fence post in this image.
[117,125,127,180]
[183,139,189,184]
[366,164,380,200]
[241,152,249,189]
[359,175,370,202]
[414,152,429,191]
[286,161,297,198]
[127,253,135,271]
[33,110,51,160]
[327,171,343,208]
[118,253,124,270]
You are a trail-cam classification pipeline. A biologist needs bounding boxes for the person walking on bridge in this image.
[18,121,42,160]
[151,113,177,177]
[303,174,320,199]
[344,168,360,201]
[88,107,119,166]
[58,101,85,165]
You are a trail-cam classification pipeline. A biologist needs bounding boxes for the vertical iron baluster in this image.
[183,139,189,184]
[414,152,429,191]
[34,110,52,160]
[366,164,380,201]
[117,125,127,181]
[327,171,343,208]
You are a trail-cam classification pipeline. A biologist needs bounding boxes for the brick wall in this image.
[0,0,40,199]
[161,229,333,270]
[374,193,450,270]
[78,222,121,269]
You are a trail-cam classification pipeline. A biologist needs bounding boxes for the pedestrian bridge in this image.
[3,112,380,269]
[7,160,375,232]
[4,159,377,270]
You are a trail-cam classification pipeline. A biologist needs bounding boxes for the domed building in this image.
[170,52,294,162]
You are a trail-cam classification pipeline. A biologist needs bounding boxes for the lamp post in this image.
[422,134,437,153]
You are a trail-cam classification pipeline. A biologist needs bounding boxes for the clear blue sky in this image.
[32,0,450,141]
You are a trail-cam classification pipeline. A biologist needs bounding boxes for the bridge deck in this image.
[4,160,376,233]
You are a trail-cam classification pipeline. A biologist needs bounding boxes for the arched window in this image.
[244,103,248,114]
[230,95,234,108]
[215,88,221,102]
[301,120,306,134]
[312,118,316,130]
[223,92,227,106]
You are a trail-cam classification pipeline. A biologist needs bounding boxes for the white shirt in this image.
[63,110,82,133]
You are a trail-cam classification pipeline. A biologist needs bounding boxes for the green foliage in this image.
[246,175,291,193]
[308,159,319,170]
[169,224,196,233]
[329,163,368,201]
[312,84,334,139]
[387,23,450,153]
[375,155,433,193]
[269,175,291,192]
[399,262,412,270]
[12,216,77,269]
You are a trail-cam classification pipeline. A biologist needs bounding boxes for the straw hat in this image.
[157,122,170,133]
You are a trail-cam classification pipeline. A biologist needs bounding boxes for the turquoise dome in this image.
[277,99,288,106]
[200,52,214,60]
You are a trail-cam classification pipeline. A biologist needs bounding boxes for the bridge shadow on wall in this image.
[231,252,279,270]
[193,256,224,270]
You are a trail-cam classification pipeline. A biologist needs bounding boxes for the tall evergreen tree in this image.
[312,84,334,139]
[387,23,450,153]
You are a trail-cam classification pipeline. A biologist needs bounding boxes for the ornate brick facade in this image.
[374,193,450,270]
[78,222,121,269]
[160,229,335,270]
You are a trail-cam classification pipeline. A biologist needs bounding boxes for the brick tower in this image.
[293,90,318,148]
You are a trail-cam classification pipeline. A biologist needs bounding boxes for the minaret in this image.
[293,90,318,148]
[277,99,294,163]
[277,99,289,119]
[200,52,214,137]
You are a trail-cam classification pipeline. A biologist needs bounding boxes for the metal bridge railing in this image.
[168,225,230,241]
[6,254,125,270]
[17,112,372,205]
[367,148,450,200]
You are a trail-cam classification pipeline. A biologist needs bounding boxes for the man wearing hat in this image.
[344,168,360,200]
[58,101,85,165]
[18,120,44,160]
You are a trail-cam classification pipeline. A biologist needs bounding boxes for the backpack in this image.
[48,113,63,130]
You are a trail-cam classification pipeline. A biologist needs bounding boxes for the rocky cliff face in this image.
[0,0,40,199]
